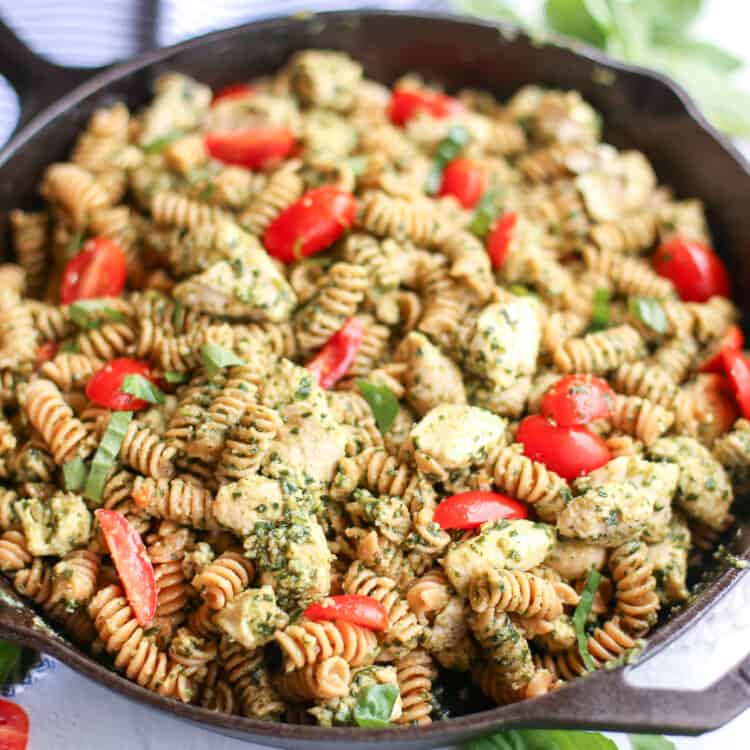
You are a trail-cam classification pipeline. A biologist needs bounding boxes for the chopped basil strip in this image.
[573,567,602,672]
[357,379,400,434]
[121,374,165,405]
[63,457,88,492]
[468,189,501,238]
[69,299,124,329]
[164,371,188,384]
[201,343,243,379]
[61,340,79,354]
[629,296,668,334]
[343,154,368,177]
[66,231,84,257]
[589,288,611,331]
[353,682,399,728]
[424,124,471,194]
[142,129,183,154]
[84,411,133,504]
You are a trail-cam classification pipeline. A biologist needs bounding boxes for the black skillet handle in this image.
[0,18,105,137]
[512,649,750,736]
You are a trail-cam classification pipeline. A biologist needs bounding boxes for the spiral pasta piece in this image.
[393,649,436,725]
[588,213,658,255]
[76,322,135,362]
[609,541,660,636]
[192,551,255,610]
[473,662,559,705]
[582,245,674,299]
[151,191,230,231]
[120,420,177,479]
[40,353,103,392]
[358,192,450,247]
[10,209,48,297]
[406,570,452,623]
[132,476,217,530]
[609,394,675,447]
[0,531,32,572]
[275,656,351,701]
[239,163,303,236]
[41,163,112,228]
[50,548,101,608]
[553,324,645,375]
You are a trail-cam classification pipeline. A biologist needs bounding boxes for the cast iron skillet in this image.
[0,10,749,748]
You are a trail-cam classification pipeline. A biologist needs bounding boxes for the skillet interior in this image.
[0,10,749,748]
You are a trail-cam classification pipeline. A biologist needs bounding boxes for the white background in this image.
[0,1,749,748]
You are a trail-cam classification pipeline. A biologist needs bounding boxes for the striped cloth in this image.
[0,0,446,145]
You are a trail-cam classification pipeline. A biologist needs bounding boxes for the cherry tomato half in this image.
[304,595,388,631]
[263,186,357,263]
[653,237,730,303]
[205,127,295,170]
[60,236,127,304]
[34,341,59,370]
[438,157,486,209]
[685,374,738,444]
[86,358,158,411]
[486,212,517,269]
[95,509,157,627]
[517,414,611,481]
[434,490,528,530]
[388,88,463,126]
[721,349,750,419]
[699,324,744,374]
[305,317,364,389]
[0,700,29,750]
[211,82,256,106]
[541,374,616,427]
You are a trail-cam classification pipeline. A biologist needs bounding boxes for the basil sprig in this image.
[121,374,165,405]
[573,567,602,671]
[353,683,399,728]
[201,343,243,379]
[357,379,400,434]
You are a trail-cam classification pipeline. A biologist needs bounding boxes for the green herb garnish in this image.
[425,125,471,194]
[84,411,132,504]
[589,288,611,331]
[629,296,668,334]
[201,343,243,379]
[63,457,88,492]
[164,371,188,384]
[356,379,400,434]
[69,299,124,329]
[353,683,399,728]
[142,129,184,154]
[468,189,501,238]
[121,374,165,405]
[573,567,602,672]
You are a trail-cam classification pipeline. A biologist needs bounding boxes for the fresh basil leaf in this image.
[589,288,611,331]
[142,129,183,154]
[69,299,124,329]
[629,736,676,750]
[573,567,601,671]
[544,0,607,48]
[201,343,243,379]
[84,411,132,504]
[629,296,668,334]
[454,0,528,25]
[357,379,400,435]
[63,457,88,492]
[121,374,165,405]
[468,190,501,239]
[603,1,651,62]
[425,125,471,195]
[353,683,399,728]
[0,640,23,685]
[650,33,743,72]
[61,340,79,354]
[164,371,188,384]
[464,728,618,750]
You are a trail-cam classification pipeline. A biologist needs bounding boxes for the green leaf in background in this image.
[63,457,88,492]
[352,683,399,728]
[464,728,618,750]
[651,32,743,71]
[573,567,602,671]
[356,379,400,434]
[121,374,165,405]
[629,736,677,750]
[545,0,607,47]
[636,0,702,36]
[629,296,668,334]
[0,640,22,685]
[454,0,528,25]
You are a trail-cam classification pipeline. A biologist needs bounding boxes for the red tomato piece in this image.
[686,374,738,444]
[86,358,157,411]
[699,324,744,373]
[0,700,29,750]
[541,374,616,427]
[486,212,517,269]
[721,349,750,419]
[517,414,611,481]
[34,341,59,370]
[304,595,388,631]
[434,490,528,530]
[211,82,256,106]
[388,87,463,126]
[439,157,486,209]
[95,509,157,627]
[653,237,730,303]
[205,127,295,170]
[60,236,127,304]
[263,186,357,263]
[305,317,364,389]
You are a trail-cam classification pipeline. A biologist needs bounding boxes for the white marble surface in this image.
[0,1,749,748]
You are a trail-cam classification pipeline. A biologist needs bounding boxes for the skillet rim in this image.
[0,8,749,743]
